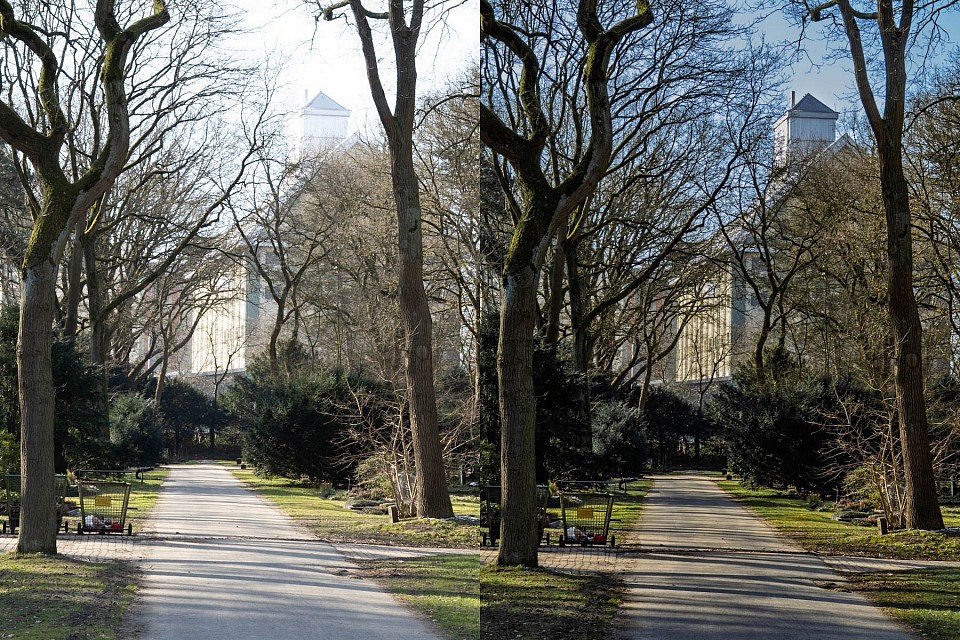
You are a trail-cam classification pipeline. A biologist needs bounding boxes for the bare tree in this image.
[481,0,774,565]
[226,146,342,373]
[308,0,455,518]
[788,0,950,529]
[482,0,659,568]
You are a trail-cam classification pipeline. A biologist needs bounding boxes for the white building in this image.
[669,93,847,388]
[289,91,352,157]
[167,92,355,383]
[773,92,840,169]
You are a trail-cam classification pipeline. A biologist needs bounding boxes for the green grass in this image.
[847,569,960,640]
[0,553,137,639]
[716,479,960,560]
[480,564,622,640]
[228,466,480,547]
[360,554,479,640]
[126,467,170,524]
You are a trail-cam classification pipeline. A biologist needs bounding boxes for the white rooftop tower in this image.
[294,91,351,155]
[773,92,839,168]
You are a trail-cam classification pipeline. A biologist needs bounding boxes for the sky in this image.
[223,2,957,139]
[229,0,476,137]
[755,7,960,121]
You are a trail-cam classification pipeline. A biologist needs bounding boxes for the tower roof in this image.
[306,91,349,113]
[791,93,838,115]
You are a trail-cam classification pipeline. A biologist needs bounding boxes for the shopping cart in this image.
[76,481,132,535]
[558,492,615,547]
[480,485,551,546]
[1,474,69,534]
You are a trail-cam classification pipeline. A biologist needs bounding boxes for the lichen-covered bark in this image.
[482,0,653,566]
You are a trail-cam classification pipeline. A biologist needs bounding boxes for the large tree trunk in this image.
[497,267,539,566]
[393,145,454,519]
[17,259,59,554]
[344,0,452,519]
[817,0,943,532]
[880,150,944,531]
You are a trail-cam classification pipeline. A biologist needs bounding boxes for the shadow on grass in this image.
[847,569,960,640]
[481,565,621,640]
[360,554,479,639]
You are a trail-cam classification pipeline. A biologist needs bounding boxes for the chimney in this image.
[791,91,795,108]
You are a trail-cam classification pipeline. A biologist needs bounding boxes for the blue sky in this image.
[757,6,960,118]
[229,1,955,137]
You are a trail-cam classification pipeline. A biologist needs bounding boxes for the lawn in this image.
[716,479,960,560]
[125,467,170,531]
[227,465,480,547]
[479,480,649,639]
[0,553,137,640]
[609,479,652,545]
[359,554,479,640]
[846,568,960,640]
[480,565,622,640]
[0,467,168,639]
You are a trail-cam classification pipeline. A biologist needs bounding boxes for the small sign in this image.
[576,507,594,519]
[95,496,112,507]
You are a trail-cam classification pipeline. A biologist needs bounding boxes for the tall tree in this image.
[0,0,170,553]
[797,0,948,529]
[481,0,771,566]
[481,0,655,566]
[227,148,338,373]
[308,0,454,518]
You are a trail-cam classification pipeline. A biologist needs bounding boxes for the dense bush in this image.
[592,401,646,477]
[0,306,107,471]
[222,350,383,482]
[152,378,222,457]
[477,310,501,484]
[640,387,716,469]
[109,393,164,466]
[483,341,649,482]
[0,429,17,474]
[709,366,831,493]
[533,346,596,481]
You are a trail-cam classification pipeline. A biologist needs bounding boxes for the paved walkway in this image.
[480,474,957,639]
[0,465,455,639]
[126,463,444,639]
[616,474,915,639]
